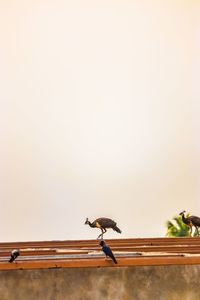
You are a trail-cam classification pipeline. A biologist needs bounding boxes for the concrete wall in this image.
[0,265,200,300]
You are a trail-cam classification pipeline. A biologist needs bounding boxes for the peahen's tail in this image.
[113,226,122,234]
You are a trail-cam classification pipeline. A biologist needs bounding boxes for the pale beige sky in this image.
[0,0,199,241]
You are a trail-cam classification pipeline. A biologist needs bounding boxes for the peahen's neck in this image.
[181,213,186,222]
[88,221,96,228]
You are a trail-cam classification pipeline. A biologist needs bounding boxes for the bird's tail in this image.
[112,255,118,264]
[9,257,14,263]
[113,226,122,234]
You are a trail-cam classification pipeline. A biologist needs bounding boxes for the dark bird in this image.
[99,240,117,264]
[9,249,20,263]
[179,210,200,236]
[85,217,122,239]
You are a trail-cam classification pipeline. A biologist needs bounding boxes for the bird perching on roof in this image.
[85,217,122,239]
[99,240,117,264]
[9,249,20,263]
[179,210,200,236]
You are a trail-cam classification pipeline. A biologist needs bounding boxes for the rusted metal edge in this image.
[1,256,200,271]
[1,237,200,249]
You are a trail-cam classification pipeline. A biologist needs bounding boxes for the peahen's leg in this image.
[97,228,104,239]
[195,226,199,236]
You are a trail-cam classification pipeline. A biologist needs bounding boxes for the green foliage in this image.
[166,213,199,237]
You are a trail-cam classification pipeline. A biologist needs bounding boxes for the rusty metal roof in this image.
[1,237,200,270]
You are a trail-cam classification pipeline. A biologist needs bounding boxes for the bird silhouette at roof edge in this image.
[85,217,122,239]
[9,249,20,263]
[179,210,200,236]
[99,240,117,264]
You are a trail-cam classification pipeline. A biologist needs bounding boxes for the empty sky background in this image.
[0,0,200,241]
